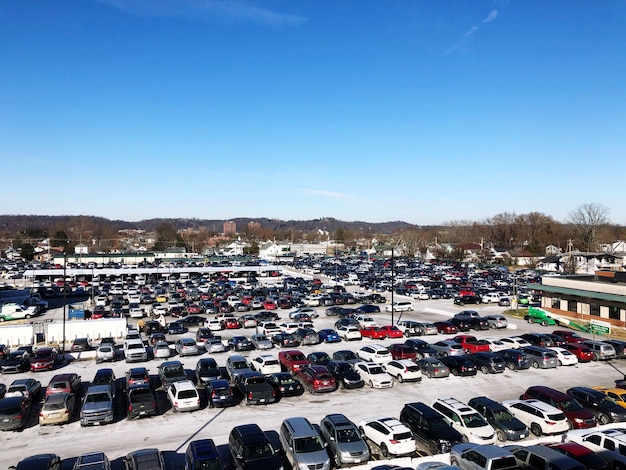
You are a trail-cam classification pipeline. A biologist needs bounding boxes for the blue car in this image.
[318,328,341,343]
[168,321,186,334]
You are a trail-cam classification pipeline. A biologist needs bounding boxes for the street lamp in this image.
[61,252,67,354]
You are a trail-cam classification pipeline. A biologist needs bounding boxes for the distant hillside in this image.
[0,215,417,236]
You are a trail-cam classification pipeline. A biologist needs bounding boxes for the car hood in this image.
[82,400,112,413]
[293,450,330,468]
[335,440,369,455]
[496,418,528,432]
[241,454,283,470]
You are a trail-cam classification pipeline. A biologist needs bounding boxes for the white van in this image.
[385,301,413,313]
[167,380,200,412]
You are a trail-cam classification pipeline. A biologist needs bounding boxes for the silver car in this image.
[250,334,273,350]
[175,338,199,357]
[416,322,438,336]
[204,338,228,354]
[320,414,370,466]
[153,341,171,359]
[431,341,465,357]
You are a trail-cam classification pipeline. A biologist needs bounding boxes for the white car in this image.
[250,354,282,375]
[356,315,378,328]
[385,301,413,313]
[129,304,144,319]
[280,322,300,334]
[502,399,569,436]
[354,361,393,388]
[483,338,508,352]
[500,336,532,349]
[413,292,430,300]
[166,380,200,412]
[432,397,497,444]
[549,347,579,366]
[257,322,281,337]
[357,344,392,363]
[153,341,171,359]
[357,417,416,457]
[383,359,422,383]
[205,318,223,331]
[288,308,318,319]
[336,326,362,341]
[303,296,321,307]
[96,344,116,362]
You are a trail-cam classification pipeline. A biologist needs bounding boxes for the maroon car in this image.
[434,321,459,334]
[388,344,418,361]
[297,365,336,393]
[561,343,594,362]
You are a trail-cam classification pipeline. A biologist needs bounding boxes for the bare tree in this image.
[568,203,610,252]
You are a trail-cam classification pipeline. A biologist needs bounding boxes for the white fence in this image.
[0,324,34,347]
[47,318,127,344]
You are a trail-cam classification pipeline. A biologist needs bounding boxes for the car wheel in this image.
[541,320,548,326]
[429,441,439,455]
[527,318,534,324]
[532,361,539,369]
[451,458,460,466]
[397,374,404,383]
[426,371,432,379]
[380,443,389,457]
[451,369,458,376]
[333,453,342,468]
[481,366,489,374]
[599,413,611,425]
[558,360,563,366]
[369,380,374,388]
[530,423,542,436]
[496,429,506,442]
[461,435,469,443]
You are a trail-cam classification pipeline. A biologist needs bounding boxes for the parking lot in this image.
[2,267,626,469]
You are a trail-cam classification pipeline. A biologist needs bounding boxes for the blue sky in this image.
[2,0,625,225]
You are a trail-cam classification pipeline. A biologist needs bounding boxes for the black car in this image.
[266,372,305,397]
[331,350,359,364]
[228,336,254,352]
[440,355,477,377]
[195,358,222,386]
[0,351,30,373]
[229,423,282,470]
[468,396,529,442]
[254,311,279,322]
[334,318,360,329]
[179,315,206,327]
[0,395,31,430]
[185,439,226,470]
[307,352,331,367]
[126,383,157,419]
[14,454,61,470]
[496,349,532,370]
[520,333,555,348]
[404,339,437,359]
[355,304,381,314]
[453,295,482,306]
[327,361,364,389]
[271,333,300,348]
[168,321,186,334]
[604,339,626,359]
[207,379,236,408]
[471,352,506,374]
[567,386,626,425]
[447,317,471,332]
[70,338,92,352]
[465,317,489,331]
[399,401,464,455]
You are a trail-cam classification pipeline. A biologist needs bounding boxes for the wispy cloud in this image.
[444,9,498,56]
[483,9,498,23]
[300,188,350,199]
[95,0,305,26]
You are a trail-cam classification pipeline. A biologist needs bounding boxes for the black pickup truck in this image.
[157,361,187,391]
[234,372,277,406]
[126,384,157,419]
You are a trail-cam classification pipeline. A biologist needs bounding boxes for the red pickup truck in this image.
[450,335,490,354]
[278,350,310,373]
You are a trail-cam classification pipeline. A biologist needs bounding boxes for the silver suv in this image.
[319,414,370,467]
[279,417,331,470]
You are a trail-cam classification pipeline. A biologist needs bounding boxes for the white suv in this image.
[357,345,392,363]
[358,417,416,457]
[167,380,200,412]
[565,428,626,468]
[502,399,569,436]
[385,301,413,313]
[354,362,393,389]
[432,397,497,444]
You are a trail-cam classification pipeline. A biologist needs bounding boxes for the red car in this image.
[561,343,594,362]
[185,303,202,314]
[360,327,387,340]
[388,343,418,360]
[223,318,241,329]
[278,350,310,374]
[552,330,587,344]
[434,321,459,334]
[297,365,336,393]
[545,442,609,470]
[262,300,277,310]
[380,326,404,339]
[30,347,58,372]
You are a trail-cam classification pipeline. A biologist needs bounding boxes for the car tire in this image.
[426,371,432,379]
[507,363,516,370]
[380,443,389,457]
[429,441,439,455]
[530,423,542,436]
[532,361,539,369]
[481,366,489,374]
[541,320,548,326]
[451,458,460,466]
[369,380,374,388]
[599,413,611,425]
[397,374,404,383]
[496,429,506,442]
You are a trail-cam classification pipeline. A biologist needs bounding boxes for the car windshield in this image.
[243,443,274,460]
[492,409,515,421]
[370,366,384,375]
[291,354,306,361]
[294,436,324,453]
[86,393,110,402]
[36,351,53,359]
[337,428,361,443]
[559,399,583,411]
[232,362,249,370]
[462,413,488,428]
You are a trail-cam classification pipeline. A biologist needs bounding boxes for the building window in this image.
[590,303,600,317]
[609,306,621,321]
[551,297,560,309]
[567,300,577,313]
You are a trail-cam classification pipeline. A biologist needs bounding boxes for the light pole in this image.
[391,246,395,325]
[61,252,67,354]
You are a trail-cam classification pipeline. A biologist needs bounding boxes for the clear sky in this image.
[2,1,625,226]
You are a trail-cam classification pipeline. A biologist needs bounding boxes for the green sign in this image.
[590,320,611,335]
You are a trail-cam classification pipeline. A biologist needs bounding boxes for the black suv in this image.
[496,349,532,370]
[567,386,626,425]
[228,423,282,470]
[468,396,529,442]
[471,352,506,374]
[399,401,464,455]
